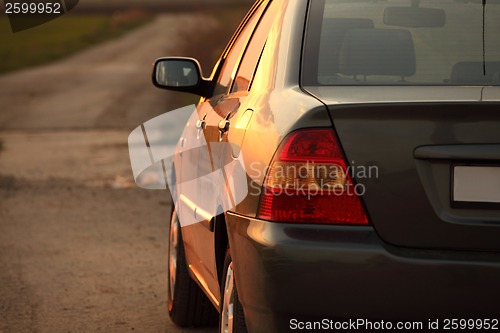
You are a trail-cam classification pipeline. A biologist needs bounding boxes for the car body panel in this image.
[226,212,500,332]
[303,86,500,251]
[179,0,277,306]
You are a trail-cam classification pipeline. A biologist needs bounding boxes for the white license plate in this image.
[453,166,500,203]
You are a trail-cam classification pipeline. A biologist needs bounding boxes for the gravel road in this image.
[0,14,219,333]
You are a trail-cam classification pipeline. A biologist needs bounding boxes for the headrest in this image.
[322,18,375,34]
[319,18,375,74]
[451,62,500,84]
[339,29,416,77]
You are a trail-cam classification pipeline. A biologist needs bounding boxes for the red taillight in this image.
[257,129,369,225]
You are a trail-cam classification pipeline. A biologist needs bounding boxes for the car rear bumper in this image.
[226,212,500,333]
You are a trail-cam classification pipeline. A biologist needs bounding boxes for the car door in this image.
[203,0,280,213]
[182,0,273,303]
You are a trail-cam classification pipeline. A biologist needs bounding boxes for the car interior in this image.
[315,1,500,86]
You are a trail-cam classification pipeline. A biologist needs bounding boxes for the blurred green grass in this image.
[0,3,251,109]
[0,11,151,74]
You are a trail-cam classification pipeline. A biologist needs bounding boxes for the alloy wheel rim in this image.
[168,210,179,303]
[221,262,235,333]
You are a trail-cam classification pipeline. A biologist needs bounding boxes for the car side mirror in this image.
[152,57,210,97]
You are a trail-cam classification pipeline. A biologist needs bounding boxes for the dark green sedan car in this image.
[152,0,500,332]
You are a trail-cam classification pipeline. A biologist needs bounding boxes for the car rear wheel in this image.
[168,207,218,327]
[220,249,248,333]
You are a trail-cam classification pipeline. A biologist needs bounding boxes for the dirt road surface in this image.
[0,14,218,333]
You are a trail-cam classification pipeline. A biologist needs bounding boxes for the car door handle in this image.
[218,114,231,141]
[196,113,207,140]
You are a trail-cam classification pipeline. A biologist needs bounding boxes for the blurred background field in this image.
[0,0,252,75]
[0,2,253,331]
[0,11,151,74]
[0,0,256,331]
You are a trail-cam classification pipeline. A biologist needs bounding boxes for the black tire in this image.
[168,207,218,327]
[219,249,248,333]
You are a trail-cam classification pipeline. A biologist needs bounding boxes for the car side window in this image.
[212,2,268,97]
[230,0,279,94]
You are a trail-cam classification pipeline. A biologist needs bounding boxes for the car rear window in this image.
[302,0,500,86]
